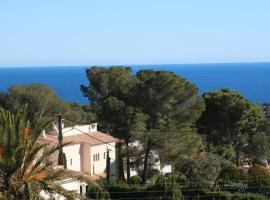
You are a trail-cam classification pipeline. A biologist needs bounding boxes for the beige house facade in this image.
[39,123,117,178]
[38,122,117,199]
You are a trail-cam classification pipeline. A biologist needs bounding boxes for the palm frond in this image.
[0,106,82,199]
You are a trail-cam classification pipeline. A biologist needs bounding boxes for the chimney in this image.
[42,130,46,138]
[52,121,58,133]
[89,123,98,132]
[52,119,64,132]
[61,119,65,128]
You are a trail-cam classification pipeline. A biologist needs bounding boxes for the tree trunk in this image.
[235,143,241,167]
[125,139,131,184]
[106,149,111,180]
[58,114,64,166]
[142,138,151,184]
[235,134,241,167]
[117,142,125,181]
[236,151,240,167]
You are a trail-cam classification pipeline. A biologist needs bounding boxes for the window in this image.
[80,186,82,195]
[70,158,72,165]
[91,124,96,130]
[104,152,106,159]
[93,154,100,162]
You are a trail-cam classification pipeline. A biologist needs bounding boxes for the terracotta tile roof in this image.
[38,131,116,146]
[64,131,116,145]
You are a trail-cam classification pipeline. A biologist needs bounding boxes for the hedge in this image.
[182,191,268,200]
[105,175,183,200]
[87,175,183,200]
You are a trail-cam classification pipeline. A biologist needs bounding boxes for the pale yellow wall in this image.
[48,140,116,177]
[90,142,116,176]
[81,143,91,173]
[63,144,81,171]
[62,123,98,137]
[40,178,86,200]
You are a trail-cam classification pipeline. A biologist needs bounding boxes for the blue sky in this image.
[0,0,270,67]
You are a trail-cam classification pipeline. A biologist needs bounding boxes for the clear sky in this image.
[0,0,270,67]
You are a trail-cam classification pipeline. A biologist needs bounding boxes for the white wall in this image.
[160,164,172,174]
[62,123,98,137]
[130,169,138,177]
[63,144,81,171]
[40,178,87,200]
[128,141,172,177]
[130,163,172,177]
[90,142,116,176]
[58,178,80,193]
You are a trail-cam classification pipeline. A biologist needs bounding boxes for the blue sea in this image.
[0,63,270,104]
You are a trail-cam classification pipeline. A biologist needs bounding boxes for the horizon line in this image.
[0,61,270,68]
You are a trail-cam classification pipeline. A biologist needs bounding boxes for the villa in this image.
[38,121,117,198]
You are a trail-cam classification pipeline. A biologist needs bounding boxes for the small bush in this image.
[148,174,182,200]
[182,191,267,200]
[105,174,183,200]
[86,181,110,200]
[247,164,270,193]
[175,153,222,188]
[218,165,249,192]
[219,165,248,182]
[130,175,142,184]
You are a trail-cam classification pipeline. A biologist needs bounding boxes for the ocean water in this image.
[0,63,270,104]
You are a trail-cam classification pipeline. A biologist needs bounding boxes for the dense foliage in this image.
[2,66,270,199]
[82,66,205,183]
[175,153,223,188]
[0,84,94,127]
[0,106,81,199]
[197,89,263,166]
[87,174,183,200]
[81,66,270,199]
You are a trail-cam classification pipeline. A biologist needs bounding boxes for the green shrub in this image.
[247,164,270,193]
[130,175,142,184]
[219,165,248,182]
[248,164,270,186]
[137,168,161,180]
[147,168,161,179]
[218,165,249,192]
[147,174,182,200]
[86,181,110,200]
[175,153,222,188]
[214,144,236,163]
[105,184,147,200]
[182,191,267,200]
[105,174,183,200]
